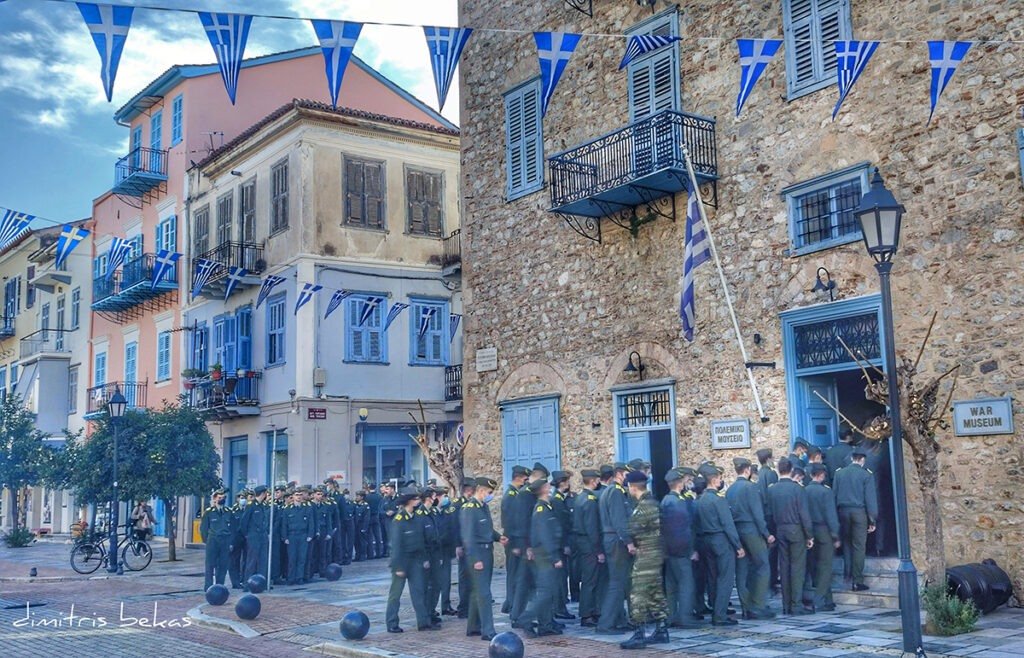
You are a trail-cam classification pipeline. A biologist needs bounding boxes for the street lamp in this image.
[107,385,127,574]
[854,168,923,657]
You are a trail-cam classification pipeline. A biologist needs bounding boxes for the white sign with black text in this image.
[711,418,752,450]
[475,347,498,372]
[952,396,1014,436]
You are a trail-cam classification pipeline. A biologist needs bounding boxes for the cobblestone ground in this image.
[1,538,1023,657]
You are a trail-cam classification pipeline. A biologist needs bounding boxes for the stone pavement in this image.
[0,539,1021,657]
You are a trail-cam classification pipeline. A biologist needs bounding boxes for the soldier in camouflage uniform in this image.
[621,470,669,650]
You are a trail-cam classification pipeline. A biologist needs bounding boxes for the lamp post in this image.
[106,385,127,574]
[854,168,924,656]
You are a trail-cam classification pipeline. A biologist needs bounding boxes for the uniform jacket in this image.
[240,500,272,539]
[390,508,426,572]
[529,498,561,565]
[460,498,500,564]
[366,491,384,518]
[726,476,770,540]
[571,488,601,553]
[416,506,441,551]
[598,481,631,545]
[804,480,841,541]
[659,490,695,557]
[199,504,234,542]
[765,478,813,541]
[629,493,663,567]
[551,490,572,552]
[832,463,879,523]
[501,485,522,539]
[696,489,741,550]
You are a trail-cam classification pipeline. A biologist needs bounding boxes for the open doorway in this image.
[616,386,677,500]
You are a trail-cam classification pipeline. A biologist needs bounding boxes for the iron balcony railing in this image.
[0,316,15,338]
[193,241,265,284]
[444,364,463,402]
[548,109,718,212]
[86,381,147,416]
[188,373,262,412]
[92,253,177,303]
[114,147,168,186]
[442,229,461,269]
[20,328,72,359]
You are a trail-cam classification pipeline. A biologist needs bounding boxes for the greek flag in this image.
[0,208,34,250]
[618,34,681,70]
[383,302,408,332]
[833,40,880,119]
[294,283,322,314]
[418,306,436,337]
[424,26,472,111]
[55,224,90,271]
[449,313,461,343]
[223,266,247,301]
[76,3,133,102]
[106,237,132,280]
[191,258,219,300]
[150,249,180,291]
[680,180,710,342]
[534,31,581,116]
[735,39,782,117]
[928,41,971,125]
[310,20,362,110]
[256,275,285,309]
[358,296,382,327]
[324,289,352,320]
[199,13,252,105]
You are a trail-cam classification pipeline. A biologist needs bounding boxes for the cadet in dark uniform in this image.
[596,462,634,634]
[500,465,529,615]
[510,463,547,627]
[283,488,314,585]
[805,463,840,610]
[455,478,476,618]
[521,478,562,637]
[417,488,443,625]
[572,469,603,627]
[340,488,355,564]
[325,479,344,565]
[436,486,459,616]
[696,465,744,625]
[755,449,780,593]
[386,488,435,633]
[550,470,574,620]
[726,458,774,620]
[789,439,810,468]
[227,490,248,589]
[825,430,855,485]
[765,458,814,614]
[381,482,396,559]
[241,485,271,584]
[271,485,287,584]
[690,474,712,615]
[461,477,507,641]
[833,450,878,591]
[353,491,369,561]
[365,483,383,559]
[312,486,334,577]
[661,467,701,629]
[595,464,614,609]
[200,489,233,591]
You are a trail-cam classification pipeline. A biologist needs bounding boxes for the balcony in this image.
[85,381,147,418]
[187,373,262,420]
[30,262,72,294]
[444,364,463,402]
[91,252,177,315]
[191,241,265,299]
[0,317,14,339]
[548,109,718,242]
[112,147,168,199]
[20,329,72,360]
[441,229,461,276]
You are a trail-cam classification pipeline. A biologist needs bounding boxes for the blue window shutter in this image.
[346,298,363,361]
[169,215,177,250]
[504,80,544,200]
[237,307,252,369]
[223,316,237,372]
[150,110,162,151]
[93,256,103,278]
[626,12,680,121]
[157,332,170,380]
[154,221,163,252]
[784,0,851,98]
[367,298,384,362]
[171,94,183,144]
[95,353,106,386]
[1018,129,1024,190]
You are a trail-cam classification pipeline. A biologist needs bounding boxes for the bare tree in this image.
[408,400,468,492]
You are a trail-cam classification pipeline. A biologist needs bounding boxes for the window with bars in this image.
[782,162,869,255]
[618,389,672,428]
[504,78,543,200]
[344,157,386,230]
[409,298,448,366]
[266,294,286,366]
[271,159,289,233]
[240,180,256,243]
[193,206,210,256]
[345,294,386,363]
[406,169,444,236]
[793,311,880,369]
[783,0,852,99]
[216,192,233,246]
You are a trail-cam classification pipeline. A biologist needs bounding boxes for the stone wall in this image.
[457,0,1024,591]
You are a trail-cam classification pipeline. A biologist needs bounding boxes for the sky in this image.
[0,0,459,225]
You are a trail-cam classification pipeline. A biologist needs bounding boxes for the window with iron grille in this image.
[240,180,256,243]
[193,205,210,256]
[618,390,672,428]
[216,192,233,246]
[271,159,289,233]
[793,311,880,369]
[782,162,869,256]
[783,0,852,100]
[345,157,386,230]
[406,168,444,236]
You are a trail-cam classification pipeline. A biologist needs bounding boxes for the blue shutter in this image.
[237,307,252,370]
[223,316,237,372]
[171,94,183,145]
[93,256,103,278]
[131,125,142,169]
[626,11,680,121]
[168,215,177,251]
[367,297,384,362]
[784,0,851,99]
[346,298,362,361]
[157,332,171,381]
[154,221,163,252]
[95,352,106,387]
[504,80,544,200]
[1018,129,1024,191]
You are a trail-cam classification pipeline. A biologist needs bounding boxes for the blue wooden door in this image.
[154,499,165,537]
[501,397,560,484]
[800,375,838,448]
[621,431,650,463]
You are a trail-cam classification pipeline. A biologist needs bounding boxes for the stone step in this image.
[831,556,900,576]
[833,587,900,609]
[831,572,899,591]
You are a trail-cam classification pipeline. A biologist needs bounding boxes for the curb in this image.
[186,603,261,638]
[303,641,407,657]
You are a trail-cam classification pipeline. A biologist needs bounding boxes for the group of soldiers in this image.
[198,478,398,591]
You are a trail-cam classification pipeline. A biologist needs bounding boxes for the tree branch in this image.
[913,311,938,371]
[812,390,877,439]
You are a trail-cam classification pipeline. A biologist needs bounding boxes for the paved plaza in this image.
[0,537,1021,657]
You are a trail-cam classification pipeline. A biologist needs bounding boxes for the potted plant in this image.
[210,362,223,381]
[181,368,205,389]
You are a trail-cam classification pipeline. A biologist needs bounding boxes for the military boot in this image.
[620,624,647,650]
[647,621,670,645]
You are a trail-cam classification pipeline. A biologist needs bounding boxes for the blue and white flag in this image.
[191,258,219,299]
[310,20,362,110]
[449,313,461,343]
[55,224,90,271]
[928,40,971,125]
[680,180,710,342]
[0,208,34,250]
[618,34,682,70]
[735,38,782,117]
[358,296,382,327]
[105,237,132,280]
[256,274,285,309]
[833,40,880,119]
[418,306,437,337]
[294,283,322,314]
[199,12,252,105]
[76,3,133,102]
[150,249,180,291]
[223,266,247,301]
[534,31,581,116]
[324,289,352,320]
[424,26,472,111]
[383,302,408,331]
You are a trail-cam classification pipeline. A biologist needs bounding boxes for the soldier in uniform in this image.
[765,458,815,614]
[789,439,810,467]
[520,477,562,638]
[755,449,780,594]
[381,481,396,559]
[311,486,334,578]
[510,463,547,627]
[690,474,713,616]
[386,488,435,633]
[805,464,840,611]
[340,488,355,565]
[550,470,575,620]
[325,479,344,566]
[283,488,314,585]
[271,485,287,584]
[833,450,878,591]
[500,465,529,615]
[200,488,233,591]
[353,490,369,561]
[696,465,744,626]
[365,483,383,560]
[825,430,856,485]
[597,464,614,491]
[241,485,272,585]
[227,490,248,589]
[461,477,507,641]
[455,478,476,618]
[572,468,604,627]
[596,462,634,634]
[437,485,459,616]
[418,487,443,626]
[726,458,775,620]
[661,467,701,629]
[620,470,668,649]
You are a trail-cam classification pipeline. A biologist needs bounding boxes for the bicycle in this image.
[70,524,153,574]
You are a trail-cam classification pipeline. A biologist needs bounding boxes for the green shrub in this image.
[2,527,36,548]
[923,582,979,636]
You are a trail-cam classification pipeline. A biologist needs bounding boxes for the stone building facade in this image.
[457,0,1024,592]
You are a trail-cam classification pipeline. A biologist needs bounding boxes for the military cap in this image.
[461,478,477,488]
[697,464,720,479]
[396,490,418,505]
[664,469,683,483]
[580,468,601,478]
[613,461,633,473]
[274,484,287,492]
[627,458,645,471]
[807,446,822,457]
[793,467,806,479]
[755,448,773,462]
[599,464,614,477]
[531,462,550,478]
[625,470,648,485]
[794,438,810,450]
[419,487,435,498]
[851,449,867,459]
[323,478,335,485]
[253,485,268,495]
[511,465,530,477]
[212,488,227,496]
[809,463,827,477]
[236,490,247,498]
[750,464,759,476]
[434,484,450,494]
[475,476,498,490]
[677,466,698,478]
[314,485,327,494]
[284,488,296,496]
[354,490,366,498]
[732,457,752,472]
[550,470,571,483]
[527,478,548,494]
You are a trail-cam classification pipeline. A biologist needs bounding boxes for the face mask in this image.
[441,497,450,507]
[483,493,494,503]
[717,480,725,490]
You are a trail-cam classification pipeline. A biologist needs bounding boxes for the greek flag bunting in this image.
[424,26,472,111]
[199,12,252,104]
[256,275,285,309]
[150,249,180,291]
[0,208,34,250]
[191,258,219,300]
[449,313,461,343]
[534,31,581,116]
[680,180,710,342]
[223,266,247,301]
[105,237,132,280]
[294,283,322,314]
[310,20,362,109]
[324,289,352,320]
[735,38,782,117]
[418,306,436,337]
[55,224,90,270]
[76,3,133,102]
[383,302,408,331]
[618,33,682,70]
[358,296,382,327]
[833,40,880,119]
[928,40,971,125]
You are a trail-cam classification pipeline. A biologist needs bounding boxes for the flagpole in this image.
[680,143,769,423]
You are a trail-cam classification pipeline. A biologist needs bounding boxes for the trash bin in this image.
[947,559,1013,614]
